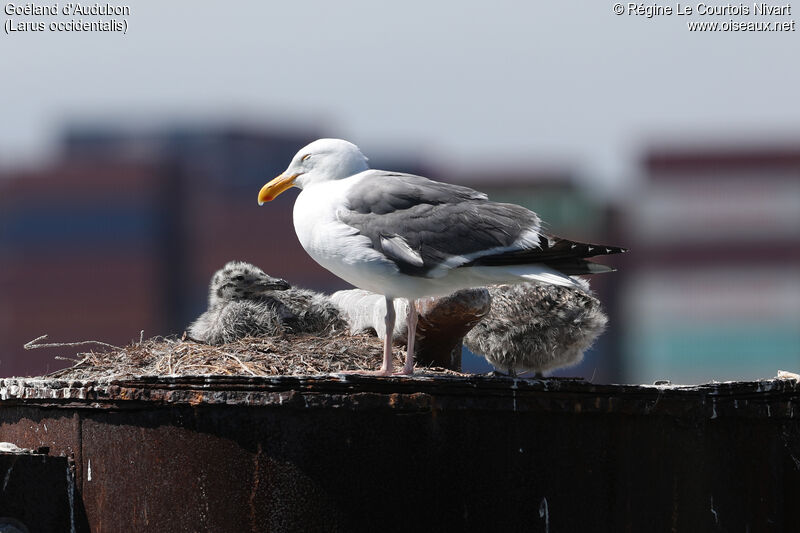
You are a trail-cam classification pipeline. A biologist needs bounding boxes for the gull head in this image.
[208,261,290,307]
[258,138,369,205]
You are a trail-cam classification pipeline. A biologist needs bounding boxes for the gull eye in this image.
[301,154,311,162]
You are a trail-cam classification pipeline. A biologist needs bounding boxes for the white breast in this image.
[293,178,401,295]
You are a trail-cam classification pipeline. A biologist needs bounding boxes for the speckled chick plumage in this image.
[463,279,607,375]
[187,261,346,345]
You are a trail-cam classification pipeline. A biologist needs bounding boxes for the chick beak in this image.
[257,278,291,292]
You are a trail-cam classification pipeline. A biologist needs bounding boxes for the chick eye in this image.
[301,154,311,162]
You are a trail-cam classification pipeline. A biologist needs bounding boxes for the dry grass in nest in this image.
[33,332,465,380]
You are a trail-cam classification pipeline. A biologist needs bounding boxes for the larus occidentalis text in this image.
[258,139,625,375]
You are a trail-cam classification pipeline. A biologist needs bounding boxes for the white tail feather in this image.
[504,265,581,288]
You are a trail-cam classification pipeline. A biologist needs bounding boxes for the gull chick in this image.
[463,280,608,376]
[331,287,491,369]
[333,281,607,375]
[187,261,345,345]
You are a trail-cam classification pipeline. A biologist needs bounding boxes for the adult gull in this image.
[258,139,625,375]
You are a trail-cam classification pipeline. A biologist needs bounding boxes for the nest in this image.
[38,332,464,380]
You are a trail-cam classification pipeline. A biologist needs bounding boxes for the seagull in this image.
[187,261,345,345]
[258,139,626,376]
[462,279,607,376]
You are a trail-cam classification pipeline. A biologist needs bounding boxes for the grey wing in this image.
[339,171,542,277]
[346,170,489,214]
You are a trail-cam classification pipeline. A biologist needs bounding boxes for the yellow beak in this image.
[258,173,299,205]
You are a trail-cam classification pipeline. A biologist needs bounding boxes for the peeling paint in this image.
[710,495,719,526]
[66,463,76,533]
[539,497,549,533]
[2,461,13,491]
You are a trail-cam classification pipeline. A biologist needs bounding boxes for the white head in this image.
[258,139,369,205]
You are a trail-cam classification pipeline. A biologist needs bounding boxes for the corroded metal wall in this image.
[1,376,800,532]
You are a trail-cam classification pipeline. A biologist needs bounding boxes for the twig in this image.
[24,334,122,351]
[223,352,257,376]
[53,355,92,366]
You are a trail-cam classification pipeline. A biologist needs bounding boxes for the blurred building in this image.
[0,126,621,378]
[0,159,167,376]
[621,145,800,384]
[0,126,323,376]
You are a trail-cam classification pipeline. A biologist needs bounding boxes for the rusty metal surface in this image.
[0,450,86,532]
[2,375,800,418]
[1,375,800,532]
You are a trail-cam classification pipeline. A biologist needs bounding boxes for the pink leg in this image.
[396,299,417,375]
[377,296,396,375]
[340,296,395,376]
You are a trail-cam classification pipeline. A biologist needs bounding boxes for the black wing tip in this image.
[591,244,627,256]
[539,258,618,276]
[563,240,628,259]
[466,240,628,270]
